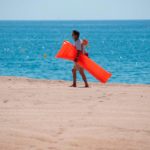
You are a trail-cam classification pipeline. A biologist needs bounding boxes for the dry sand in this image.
[0,76,150,150]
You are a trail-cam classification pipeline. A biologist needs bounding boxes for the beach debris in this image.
[103,93,106,96]
[43,53,48,59]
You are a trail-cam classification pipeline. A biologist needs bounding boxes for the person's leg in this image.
[71,65,77,87]
[79,68,89,87]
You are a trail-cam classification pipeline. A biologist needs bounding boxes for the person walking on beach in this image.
[71,30,89,88]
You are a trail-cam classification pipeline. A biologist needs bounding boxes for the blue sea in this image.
[0,20,150,84]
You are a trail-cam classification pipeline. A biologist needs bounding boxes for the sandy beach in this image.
[0,76,150,150]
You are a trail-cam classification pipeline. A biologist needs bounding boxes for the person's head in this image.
[72,30,80,41]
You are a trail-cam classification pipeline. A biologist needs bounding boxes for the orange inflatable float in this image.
[56,41,112,83]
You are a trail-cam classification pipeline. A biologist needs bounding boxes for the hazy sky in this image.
[0,0,150,20]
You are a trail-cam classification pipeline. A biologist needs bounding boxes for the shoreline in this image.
[0,76,150,150]
[0,76,149,86]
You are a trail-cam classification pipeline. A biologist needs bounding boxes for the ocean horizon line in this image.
[0,19,150,22]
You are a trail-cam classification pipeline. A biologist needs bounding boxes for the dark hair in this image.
[72,30,80,38]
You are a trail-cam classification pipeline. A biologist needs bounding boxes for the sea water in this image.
[0,20,150,84]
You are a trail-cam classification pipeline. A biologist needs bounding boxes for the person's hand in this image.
[85,52,89,57]
[74,57,78,62]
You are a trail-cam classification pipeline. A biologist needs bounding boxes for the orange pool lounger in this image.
[56,41,112,83]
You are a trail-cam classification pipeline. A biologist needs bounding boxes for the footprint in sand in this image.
[99,100,104,103]
[48,147,58,150]
[3,100,8,103]
[97,96,106,99]
[56,128,65,135]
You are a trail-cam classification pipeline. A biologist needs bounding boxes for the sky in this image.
[0,0,150,20]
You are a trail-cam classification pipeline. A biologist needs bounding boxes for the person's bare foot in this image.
[70,84,77,87]
[85,84,89,88]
